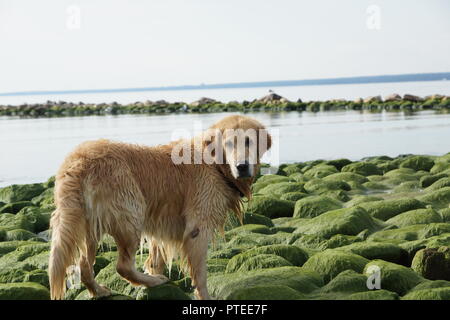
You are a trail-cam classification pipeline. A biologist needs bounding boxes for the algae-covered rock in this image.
[411,248,450,280]
[323,172,368,185]
[440,208,450,222]
[324,159,352,171]
[246,196,294,218]
[392,181,420,193]
[294,207,383,238]
[225,224,273,240]
[293,196,342,218]
[303,164,338,179]
[0,282,50,300]
[386,208,442,227]
[346,195,383,207]
[136,284,191,300]
[347,290,399,300]
[232,254,293,272]
[259,182,305,197]
[252,176,293,193]
[402,287,450,300]
[416,186,450,208]
[303,179,351,194]
[342,162,382,176]
[242,212,274,228]
[369,223,450,242]
[208,266,323,299]
[426,177,450,191]
[5,229,36,241]
[227,285,305,300]
[420,173,448,188]
[363,260,423,295]
[409,279,450,292]
[319,270,368,293]
[279,192,310,202]
[338,242,408,265]
[0,184,45,203]
[320,234,362,250]
[225,244,309,273]
[400,156,435,172]
[358,198,425,221]
[0,201,34,214]
[302,249,369,283]
[31,188,55,209]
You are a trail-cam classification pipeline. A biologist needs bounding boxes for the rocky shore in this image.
[1,93,450,118]
[1,153,450,300]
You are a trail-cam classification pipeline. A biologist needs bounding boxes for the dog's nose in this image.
[236,161,249,172]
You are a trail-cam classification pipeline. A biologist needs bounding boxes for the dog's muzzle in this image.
[236,161,251,178]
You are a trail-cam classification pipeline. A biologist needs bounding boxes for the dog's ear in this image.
[258,128,272,157]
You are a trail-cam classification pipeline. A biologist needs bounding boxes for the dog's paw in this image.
[154,274,170,284]
[95,285,112,298]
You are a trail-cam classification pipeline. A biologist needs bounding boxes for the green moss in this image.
[252,176,293,193]
[420,173,448,188]
[439,208,450,222]
[0,282,50,300]
[259,182,305,197]
[425,177,450,191]
[323,172,368,185]
[294,207,383,239]
[231,254,293,272]
[209,248,242,259]
[304,179,351,193]
[208,266,323,299]
[207,258,229,274]
[23,269,50,288]
[324,159,352,171]
[280,163,305,176]
[320,234,362,250]
[346,195,383,207]
[411,248,450,280]
[0,201,34,214]
[279,192,310,202]
[409,279,450,292]
[16,206,51,233]
[342,162,382,176]
[386,208,442,227]
[338,242,408,265]
[400,156,435,171]
[303,164,338,179]
[242,212,274,227]
[136,284,191,300]
[402,287,450,300]
[246,196,295,218]
[226,244,309,273]
[369,223,450,242]
[293,196,342,218]
[94,263,138,297]
[417,187,450,208]
[303,250,369,283]
[0,183,45,203]
[348,290,399,300]
[5,229,36,241]
[227,285,305,300]
[363,260,423,295]
[358,198,425,221]
[362,181,388,190]
[430,162,450,174]
[225,224,273,240]
[319,270,368,293]
[392,181,420,193]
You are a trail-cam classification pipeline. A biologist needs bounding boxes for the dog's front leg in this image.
[182,224,211,300]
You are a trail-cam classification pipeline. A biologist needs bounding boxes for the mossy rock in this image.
[227,284,305,300]
[362,181,388,190]
[16,206,51,233]
[303,164,338,179]
[280,163,305,176]
[242,212,274,227]
[0,213,34,232]
[411,248,450,280]
[302,249,369,283]
[207,258,229,274]
[0,184,45,203]
[346,195,383,207]
[294,206,383,239]
[358,198,425,221]
[208,266,323,299]
[367,175,385,182]
[0,241,45,257]
[23,269,49,288]
[386,208,442,228]
[400,156,435,172]
[369,223,450,242]
[279,192,310,202]
[420,173,448,188]
[426,177,450,191]
[430,162,450,174]
[209,248,242,259]
[392,181,420,193]
[402,287,450,300]
[409,279,450,292]
[320,234,362,250]
[75,290,133,300]
[323,172,368,185]
[252,176,293,193]
[136,284,191,300]
[231,254,293,272]
[259,182,306,198]
[0,282,50,300]
[347,289,399,300]
[303,179,351,194]
[5,229,36,241]
[94,263,139,297]
[439,208,450,222]
[324,158,352,171]
[0,201,34,214]
[31,187,54,206]
[246,196,295,218]
[363,260,423,295]
[226,244,309,273]
[342,162,382,176]
[225,224,273,240]
[319,270,368,294]
[417,187,450,208]
[338,242,409,265]
[293,196,342,218]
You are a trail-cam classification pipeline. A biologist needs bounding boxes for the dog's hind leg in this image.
[144,242,166,275]
[79,237,111,298]
[182,223,212,300]
[114,231,169,287]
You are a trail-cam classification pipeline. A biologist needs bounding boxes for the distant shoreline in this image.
[1,72,449,97]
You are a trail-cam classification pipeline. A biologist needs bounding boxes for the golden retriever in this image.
[48,115,271,300]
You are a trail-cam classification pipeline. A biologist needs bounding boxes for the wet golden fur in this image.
[48,115,271,300]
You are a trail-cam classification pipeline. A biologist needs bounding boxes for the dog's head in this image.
[203,115,272,180]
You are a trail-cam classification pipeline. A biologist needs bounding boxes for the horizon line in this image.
[1,72,449,97]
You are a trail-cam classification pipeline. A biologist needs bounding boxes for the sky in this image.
[0,0,449,93]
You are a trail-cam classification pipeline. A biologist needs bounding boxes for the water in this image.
[1,80,449,105]
[1,110,450,187]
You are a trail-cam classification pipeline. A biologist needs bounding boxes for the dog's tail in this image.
[49,180,88,300]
